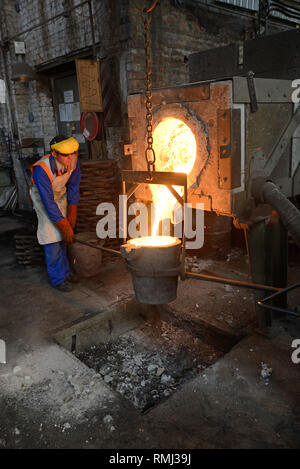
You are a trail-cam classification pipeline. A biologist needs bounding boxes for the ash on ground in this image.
[76,319,223,412]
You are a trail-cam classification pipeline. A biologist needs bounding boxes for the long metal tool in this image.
[74,235,300,317]
[185,270,281,293]
[73,237,122,257]
[258,282,300,316]
[74,233,283,293]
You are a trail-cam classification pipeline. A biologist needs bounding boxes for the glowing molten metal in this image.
[128,236,179,247]
[150,118,196,237]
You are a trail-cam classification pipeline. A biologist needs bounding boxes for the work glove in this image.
[55,218,74,243]
[67,204,77,229]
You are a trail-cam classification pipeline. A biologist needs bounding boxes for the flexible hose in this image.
[262,181,300,246]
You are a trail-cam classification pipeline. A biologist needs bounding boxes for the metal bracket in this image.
[292,137,300,178]
[126,183,140,200]
[166,185,184,206]
[122,170,187,186]
[124,144,133,156]
[247,71,258,113]
[218,109,232,189]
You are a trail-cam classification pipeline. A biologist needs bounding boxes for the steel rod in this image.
[185,270,281,292]
[127,184,140,200]
[260,282,300,303]
[181,179,187,280]
[257,282,300,317]
[166,185,184,206]
[88,0,96,60]
[122,179,127,243]
[122,170,187,187]
[257,301,299,317]
[73,237,121,257]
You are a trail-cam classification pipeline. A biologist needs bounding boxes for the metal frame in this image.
[122,170,187,279]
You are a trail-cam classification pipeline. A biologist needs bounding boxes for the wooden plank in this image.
[90,140,104,160]
[76,59,103,112]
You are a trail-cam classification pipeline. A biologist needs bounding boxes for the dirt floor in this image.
[0,215,300,449]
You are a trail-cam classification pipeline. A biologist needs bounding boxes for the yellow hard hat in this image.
[51,136,79,154]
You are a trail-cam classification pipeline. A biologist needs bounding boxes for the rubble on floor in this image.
[76,319,223,412]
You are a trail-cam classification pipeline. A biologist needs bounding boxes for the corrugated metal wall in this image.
[217,0,300,23]
[218,0,258,11]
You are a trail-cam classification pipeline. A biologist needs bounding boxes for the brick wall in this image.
[125,0,238,95]
[0,0,291,166]
[18,0,102,68]
[0,0,108,157]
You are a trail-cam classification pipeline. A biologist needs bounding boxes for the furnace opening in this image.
[151,118,197,236]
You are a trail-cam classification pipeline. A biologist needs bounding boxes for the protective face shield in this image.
[50,136,79,170]
[50,136,79,154]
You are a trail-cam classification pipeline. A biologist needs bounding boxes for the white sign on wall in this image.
[14,41,26,54]
[64,90,74,103]
[0,339,6,364]
[71,102,81,121]
[59,102,81,122]
[73,133,85,143]
[0,80,5,103]
[59,103,70,122]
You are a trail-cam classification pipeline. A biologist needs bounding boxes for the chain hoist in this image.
[134,1,159,173]
[142,9,155,173]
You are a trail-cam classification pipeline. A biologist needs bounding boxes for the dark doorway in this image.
[52,66,89,159]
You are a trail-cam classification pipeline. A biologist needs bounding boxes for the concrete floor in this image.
[0,215,300,449]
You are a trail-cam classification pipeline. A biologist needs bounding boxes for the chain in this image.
[132,0,159,13]
[142,9,156,173]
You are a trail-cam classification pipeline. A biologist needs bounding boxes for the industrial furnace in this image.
[124,76,300,326]
[126,77,299,223]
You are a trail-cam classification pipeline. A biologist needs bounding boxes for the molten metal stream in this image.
[150,118,196,236]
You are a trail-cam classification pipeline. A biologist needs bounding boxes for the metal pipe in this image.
[185,270,281,293]
[262,181,300,246]
[257,301,299,317]
[181,179,188,280]
[257,282,300,317]
[73,237,122,257]
[122,180,127,243]
[88,0,96,60]
[259,281,300,303]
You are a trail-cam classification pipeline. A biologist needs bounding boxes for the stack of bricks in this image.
[76,159,121,260]
[14,232,44,266]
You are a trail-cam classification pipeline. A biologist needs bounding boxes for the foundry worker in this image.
[30,135,81,292]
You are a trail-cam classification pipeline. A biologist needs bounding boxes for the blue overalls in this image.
[30,153,81,286]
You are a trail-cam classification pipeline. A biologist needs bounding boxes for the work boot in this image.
[67,272,79,283]
[54,280,72,292]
